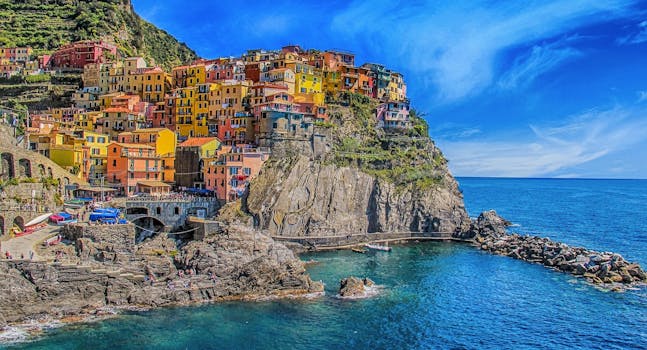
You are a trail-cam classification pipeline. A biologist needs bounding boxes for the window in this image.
[113,147,117,153]
[243,167,251,175]
[156,207,161,215]
[174,207,180,215]
[230,167,239,175]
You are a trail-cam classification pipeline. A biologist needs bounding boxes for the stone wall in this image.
[62,223,135,253]
[125,198,221,230]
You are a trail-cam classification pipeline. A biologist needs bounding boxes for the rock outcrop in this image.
[247,155,469,237]
[462,211,647,287]
[339,276,377,298]
[0,224,322,327]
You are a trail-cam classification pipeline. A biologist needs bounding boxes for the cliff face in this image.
[245,96,471,237]
[246,155,469,236]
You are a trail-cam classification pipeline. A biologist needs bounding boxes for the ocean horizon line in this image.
[455,176,647,181]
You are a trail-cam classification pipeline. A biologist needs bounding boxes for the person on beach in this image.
[29,251,34,260]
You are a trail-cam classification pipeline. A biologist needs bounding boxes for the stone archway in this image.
[126,207,149,215]
[1,153,14,180]
[18,158,31,177]
[131,216,166,244]
[13,216,24,232]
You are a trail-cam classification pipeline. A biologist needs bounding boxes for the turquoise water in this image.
[5,178,647,349]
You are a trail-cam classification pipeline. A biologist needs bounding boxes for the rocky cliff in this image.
[0,223,321,327]
[246,94,471,237]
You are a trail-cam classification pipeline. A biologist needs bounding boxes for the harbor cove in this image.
[1,0,646,349]
[3,178,646,349]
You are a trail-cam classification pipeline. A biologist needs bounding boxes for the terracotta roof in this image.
[136,180,171,187]
[178,137,218,147]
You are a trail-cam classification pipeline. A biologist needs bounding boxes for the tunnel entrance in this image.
[132,216,165,244]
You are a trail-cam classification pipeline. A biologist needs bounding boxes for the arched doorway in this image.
[1,153,14,180]
[38,164,45,177]
[132,216,166,244]
[18,159,31,177]
[13,216,24,232]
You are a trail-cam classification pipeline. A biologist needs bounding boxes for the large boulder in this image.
[339,276,376,298]
[455,210,511,240]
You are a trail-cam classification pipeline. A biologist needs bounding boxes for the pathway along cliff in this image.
[0,96,645,333]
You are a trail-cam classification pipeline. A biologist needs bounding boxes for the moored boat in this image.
[364,243,392,252]
[352,247,367,254]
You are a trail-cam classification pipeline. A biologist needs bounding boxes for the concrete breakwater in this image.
[459,211,647,288]
[271,231,464,251]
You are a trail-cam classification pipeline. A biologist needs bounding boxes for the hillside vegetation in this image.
[321,92,448,190]
[0,0,197,69]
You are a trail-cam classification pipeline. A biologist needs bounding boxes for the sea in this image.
[3,178,646,349]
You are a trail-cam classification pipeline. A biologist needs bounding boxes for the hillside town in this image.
[2,41,411,200]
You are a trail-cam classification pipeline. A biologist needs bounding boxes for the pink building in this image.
[49,41,117,69]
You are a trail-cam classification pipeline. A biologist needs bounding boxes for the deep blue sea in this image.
[4,178,646,349]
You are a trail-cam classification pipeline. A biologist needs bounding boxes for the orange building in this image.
[106,142,162,196]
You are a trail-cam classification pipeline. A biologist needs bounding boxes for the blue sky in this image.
[133,0,647,178]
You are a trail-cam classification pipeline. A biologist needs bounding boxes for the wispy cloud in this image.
[439,106,647,177]
[638,90,647,102]
[429,122,482,140]
[498,38,582,89]
[331,0,635,102]
[617,20,647,44]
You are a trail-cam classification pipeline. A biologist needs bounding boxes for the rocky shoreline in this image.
[458,211,647,289]
[1,210,645,340]
[0,222,323,332]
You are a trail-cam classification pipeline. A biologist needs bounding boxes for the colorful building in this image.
[376,101,411,129]
[175,137,221,189]
[204,146,270,201]
[49,41,117,69]
[106,142,162,196]
[117,128,177,183]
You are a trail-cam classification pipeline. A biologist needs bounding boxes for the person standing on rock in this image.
[29,251,34,260]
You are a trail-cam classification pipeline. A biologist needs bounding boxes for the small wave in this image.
[336,285,382,300]
[0,326,30,344]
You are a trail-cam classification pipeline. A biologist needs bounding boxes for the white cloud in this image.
[617,20,647,44]
[439,106,647,177]
[331,0,635,102]
[429,122,481,140]
[498,39,582,89]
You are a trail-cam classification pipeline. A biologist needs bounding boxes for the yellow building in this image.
[289,62,324,105]
[172,64,206,89]
[208,80,250,119]
[322,69,341,96]
[388,72,407,101]
[49,132,85,180]
[117,128,177,183]
[77,130,110,183]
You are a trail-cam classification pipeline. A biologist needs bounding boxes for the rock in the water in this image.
[339,276,376,298]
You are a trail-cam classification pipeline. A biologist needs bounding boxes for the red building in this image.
[49,41,117,69]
